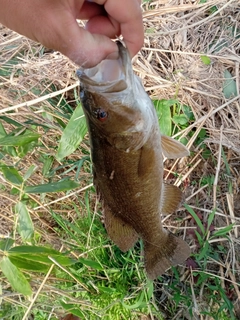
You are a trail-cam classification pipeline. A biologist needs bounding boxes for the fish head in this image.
[77,42,156,151]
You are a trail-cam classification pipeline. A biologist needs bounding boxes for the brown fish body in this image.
[77,42,190,279]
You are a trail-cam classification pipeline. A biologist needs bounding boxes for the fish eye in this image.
[96,108,108,122]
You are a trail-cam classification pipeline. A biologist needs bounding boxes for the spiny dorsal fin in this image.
[161,135,189,159]
[103,205,139,252]
[160,183,183,214]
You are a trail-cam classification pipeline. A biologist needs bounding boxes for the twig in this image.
[175,158,202,187]
[142,47,240,63]
[33,183,93,209]
[21,248,60,320]
[0,34,22,46]
[48,256,90,292]
[213,126,223,208]
[0,82,79,114]
[226,193,238,238]
[173,95,240,139]
[149,0,236,36]
[227,263,240,300]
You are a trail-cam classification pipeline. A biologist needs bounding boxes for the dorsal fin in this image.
[160,183,183,214]
[161,135,189,159]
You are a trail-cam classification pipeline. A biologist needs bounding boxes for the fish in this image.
[77,41,190,280]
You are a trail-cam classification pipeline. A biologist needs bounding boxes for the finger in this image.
[106,0,143,57]
[55,17,118,67]
[85,15,120,38]
[120,14,144,58]
[76,1,105,19]
[92,0,144,57]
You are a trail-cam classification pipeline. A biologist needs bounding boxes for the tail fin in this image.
[144,233,190,280]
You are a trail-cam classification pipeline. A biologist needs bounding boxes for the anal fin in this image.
[161,135,189,159]
[103,205,139,252]
[160,183,183,214]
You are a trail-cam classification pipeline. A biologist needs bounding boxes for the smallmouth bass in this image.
[77,42,190,279]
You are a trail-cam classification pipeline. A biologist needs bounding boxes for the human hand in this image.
[0,0,143,67]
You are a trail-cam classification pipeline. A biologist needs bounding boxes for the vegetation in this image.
[0,1,239,319]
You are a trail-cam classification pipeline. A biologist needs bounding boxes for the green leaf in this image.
[0,116,23,128]
[180,137,188,146]
[172,114,189,125]
[9,256,49,272]
[146,27,155,33]
[60,302,85,318]
[184,204,205,235]
[198,241,209,260]
[9,245,76,266]
[194,230,203,246]
[0,256,32,296]
[223,70,237,99]
[0,122,7,137]
[10,187,20,195]
[9,245,62,255]
[200,55,211,65]
[15,201,34,241]
[146,279,154,300]
[0,133,40,146]
[24,179,80,194]
[122,291,146,310]
[211,224,234,238]
[42,155,54,177]
[182,105,195,121]
[0,166,23,185]
[207,209,216,232]
[0,283,2,305]
[79,258,104,271]
[56,103,87,161]
[154,99,176,136]
[0,238,14,251]
[98,286,117,294]
[17,141,36,158]
[24,118,55,130]
[23,165,37,181]
[47,254,76,266]
[0,122,17,156]
[4,146,18,157]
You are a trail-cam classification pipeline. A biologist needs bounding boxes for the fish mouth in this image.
[76,41,132,93]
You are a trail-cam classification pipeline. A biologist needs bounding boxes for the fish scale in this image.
[77,41,190,279]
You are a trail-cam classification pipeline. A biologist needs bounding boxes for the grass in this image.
[1,0,240,319]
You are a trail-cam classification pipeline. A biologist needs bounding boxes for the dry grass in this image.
[0,0,240,319]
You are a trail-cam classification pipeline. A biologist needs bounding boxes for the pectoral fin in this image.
[161,135,189,159]
[138,145,156,177]
[160,183,183,214]
[103,205,139,251]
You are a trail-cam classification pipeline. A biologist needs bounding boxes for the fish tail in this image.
[144,232,190,280]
